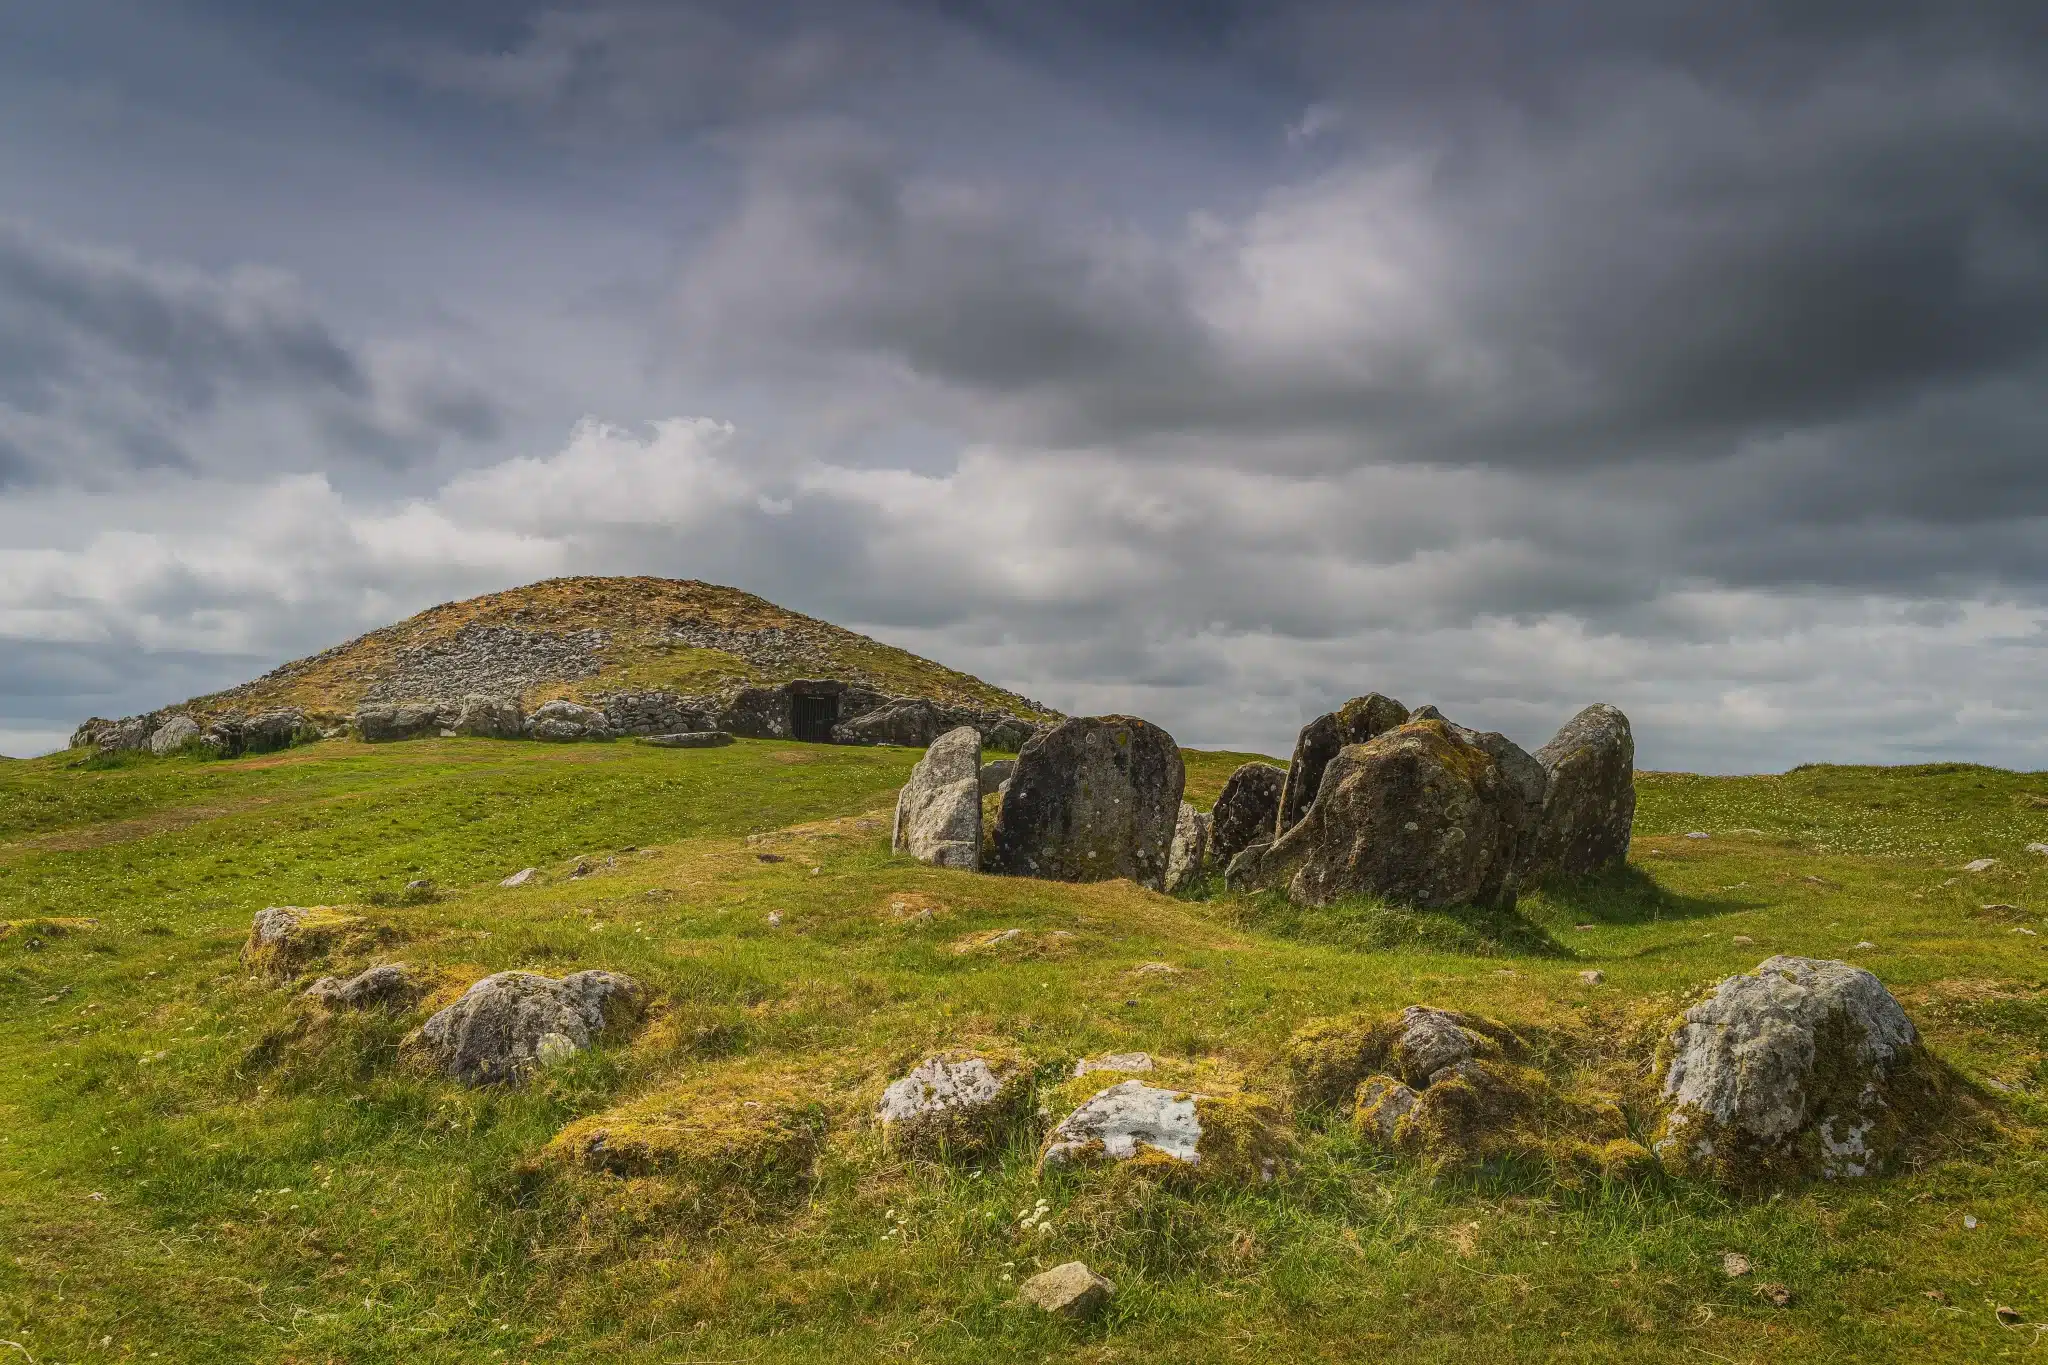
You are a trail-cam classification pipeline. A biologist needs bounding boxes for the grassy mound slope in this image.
[153,575,1061,726]
[1,746,2044,1361]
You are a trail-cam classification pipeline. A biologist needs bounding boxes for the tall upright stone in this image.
[1209,762,1285,868]
[1165,801,1210,894]
[1523,703,1636,879]
[1257,718,1530,909]
[988,716,1185,891]
[893,726,983,870]
[1276,694,1410,836]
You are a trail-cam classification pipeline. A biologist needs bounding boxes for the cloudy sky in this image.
[3,1,2046,770]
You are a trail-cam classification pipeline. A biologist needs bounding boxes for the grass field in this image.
[1,739,2044,1363]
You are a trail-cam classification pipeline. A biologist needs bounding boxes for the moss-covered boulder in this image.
[875,1050,1031,1155]
[1275,694,1411,836]
[240,906,367,978]
[1209,761,1285,867]
[1285,1005,1520,1109]
[303,963,422,1011]
[1654,956,1940,1186]
[547,1063,828,1223]
[1040,1078,1292,1184]
[408,969,644,1086]
[1524,702,1636,878]
[1256,719,1531,909]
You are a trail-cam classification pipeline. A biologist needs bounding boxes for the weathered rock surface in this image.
[643,730,734,748]
[1276,694,1411,835]
[1041,1078,1291,1182]
[893,726,983,870]
[1656,956,1929,1184]
[355,703,450,743]
[1284,1005,1513,1108]
[240,906,364,977]
[524,699,613,741]
[978,759,1016,795]
[1018,1262,1115,1319]
[1075,1051,1155,1077]
[876,1052,1026,1152]
[1255,719,1531,908]
[500,867,538,887]
[836,698,953,747]
[1223,838,1273,892]
[988,716,1185,891]
[454,694,524,739]
[1524,703,1636,878]
[1209,762,1285,868]
[410,969,644,1086]
[1043,1079,1201,1166]
[1165,801,1210,894]
[304,963,420,1010]
[149,715,200,755]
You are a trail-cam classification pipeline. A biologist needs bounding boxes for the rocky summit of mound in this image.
[73,576,1060,752]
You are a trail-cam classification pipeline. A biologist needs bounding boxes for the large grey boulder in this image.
[93,716,156,753]
[1524,703,1636,879]
[988,716,1185,891]
[1209,762,1285,867]
[355,703,449,743]
[1165,801,1210,894]
[409,969,644,1086]
[454,694,524,739]
[837,698,953,747]
[981,718,1044,753]
[1042,1079,1203,1167]
[149,715,201,756]
[978,759,1016,795]
[524,699,613,742]
[1656,956,1928,1184]
[893,726,983,870]
[1254,718,1530,909]
[238,709,310,754]
[1276,694,1410,835]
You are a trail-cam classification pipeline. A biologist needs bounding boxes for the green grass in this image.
[1,743,2044,1362]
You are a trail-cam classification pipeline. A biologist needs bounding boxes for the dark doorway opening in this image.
[791,692,839,743]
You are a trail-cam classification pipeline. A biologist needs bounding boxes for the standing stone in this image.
[149,715,201,756]
[1655,956,1928,1184]
[1524,703,1636,879]
[1257,718,1529,909]
[1165,801,1210,894]
[1210,762,1286,867]
[1276,694,1411,836]
[988,716,1185,891]
[893,726,983,870]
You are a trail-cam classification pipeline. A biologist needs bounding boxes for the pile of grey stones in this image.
[894,694,1636,909]
[75,678,1047,759]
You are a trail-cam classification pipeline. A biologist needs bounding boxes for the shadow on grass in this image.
[1226,889,1570,959]
[1522,862,1762,927]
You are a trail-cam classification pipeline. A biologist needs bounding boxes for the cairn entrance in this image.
[791,691,840,743]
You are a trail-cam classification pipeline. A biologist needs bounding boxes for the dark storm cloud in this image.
[0,219,503,484]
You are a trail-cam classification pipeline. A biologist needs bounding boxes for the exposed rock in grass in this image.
[546,1062,828,1223]
[1018,1261,1115,1318]
[876,1050,1031,1154]
[1223,838,1272,891]
[454,694,523,738]
[1165,801,1209,894]
[1285,1005,1520,1107]
[501,867,538,887]
[355,702,451,743]
[525,699,614,741]
[1276,693,1410,836]
[1354,1075,1421,1140]
[1210,761,1285,867]
[643,730,734,748]
[240,906,367,977]
[1253,719,1531,909]
[304,963,422,1011]
[1041,1078,1291,1183]
[1075,1051,1154,1077]
[148,714,200,755]
[1655,955,1939,1185]
[1524,703,1637,879]
[989,716,1185,891]
[893,726,982,870]
[409,969,644,1086]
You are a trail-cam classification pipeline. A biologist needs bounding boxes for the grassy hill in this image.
[1,742,2044,1362]
[129,576,1061,730]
